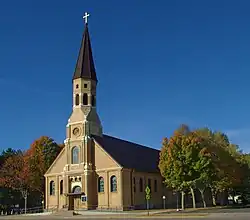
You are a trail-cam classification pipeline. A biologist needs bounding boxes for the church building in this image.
[44,17,172,211]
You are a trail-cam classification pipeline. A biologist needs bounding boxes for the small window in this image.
[139,178,143,192]
[83,93,88,105]
[110,175,117,192]
[75,94,79,105]
[60,180,63,195]
[98,177,104,193]
[50,181,55,195]
[76,84,79,89]
[133,177,136,193]
[154,179,157,192]
[84,84,87,88]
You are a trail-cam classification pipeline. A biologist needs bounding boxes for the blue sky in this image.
[1,0,250,153]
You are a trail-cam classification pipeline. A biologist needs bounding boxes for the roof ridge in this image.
[102,134,160,152]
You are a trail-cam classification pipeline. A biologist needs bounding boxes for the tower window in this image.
[92,95,96,106]
[75,94,79,106]
[76,84,79,89]
[84,83,87,88]
[83,93,88,105]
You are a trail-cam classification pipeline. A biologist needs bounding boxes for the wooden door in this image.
[68,196,74,210]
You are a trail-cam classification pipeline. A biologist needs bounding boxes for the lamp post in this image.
[162,196,166,209]
[176,192,179,212]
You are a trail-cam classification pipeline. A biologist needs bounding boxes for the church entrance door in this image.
[67,185,84,210]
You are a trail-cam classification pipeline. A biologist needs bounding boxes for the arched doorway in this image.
[68,185,84,210]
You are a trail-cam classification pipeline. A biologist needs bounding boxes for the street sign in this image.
[145,186,151,194]
[146,195,151,200]
[81,195,87,202]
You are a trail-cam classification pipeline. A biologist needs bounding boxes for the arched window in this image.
[154,179,157,192]
[83,93,88,105]
[148,178,151,190]
[60,180,63,195]
[72,186,81,194]
[139,178,143,192]
[92,95,96,106]
[75,94,79,105]
[110,175,117,192]
[49,181,55,195]
[72,146,80,164]
[133,177,136,192]
[98,177,104,193]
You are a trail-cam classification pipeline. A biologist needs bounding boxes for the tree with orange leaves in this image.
[0,151,30,213]
[26,136,62,197]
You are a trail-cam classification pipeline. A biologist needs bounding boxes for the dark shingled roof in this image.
[92,134,160,173]
[73,23,97,81]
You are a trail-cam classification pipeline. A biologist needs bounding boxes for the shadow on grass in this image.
[181,205,250,214]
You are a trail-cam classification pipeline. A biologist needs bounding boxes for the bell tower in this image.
[67,20,102,141]
[63,14,102,209]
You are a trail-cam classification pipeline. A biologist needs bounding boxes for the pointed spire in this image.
[73,22,97,82]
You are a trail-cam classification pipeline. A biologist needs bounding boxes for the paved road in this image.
[0,213,249,219]
[0,208,249,219]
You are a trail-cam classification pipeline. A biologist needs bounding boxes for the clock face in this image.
[72,127,80,136]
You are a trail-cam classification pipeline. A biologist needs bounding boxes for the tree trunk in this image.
[190,187,196,208]
[210,188,216,206]
[181,191,185,210]
[199,189,206,208]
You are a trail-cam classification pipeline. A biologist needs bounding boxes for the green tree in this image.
[194,129,244,206]
[159,125,213,209]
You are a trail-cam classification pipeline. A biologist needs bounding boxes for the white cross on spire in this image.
[83,12,90,24]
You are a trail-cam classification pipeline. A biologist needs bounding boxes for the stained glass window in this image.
[139,178,143,192]
[98,177,104,192]
[110,175,117,192]
[60,180,63,195]
[72,146,80,164]
[50,181,55,195]
[73,186,81,194]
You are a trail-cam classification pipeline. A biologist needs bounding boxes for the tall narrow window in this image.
[72,146,80,164]
[139,178,143,192]
[154,179,157,192]
[50,181,55,195]
[148,178,151,190]
[133,177,136,193]
[92,95,96,106]
[110,175,117,192]
[98,177,104,193]
[60,180,63,195]
[75,94,79,105]
[83,93,88,105]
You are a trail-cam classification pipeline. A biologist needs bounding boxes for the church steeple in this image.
[69,13,102,138]
[73,22,97,82]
